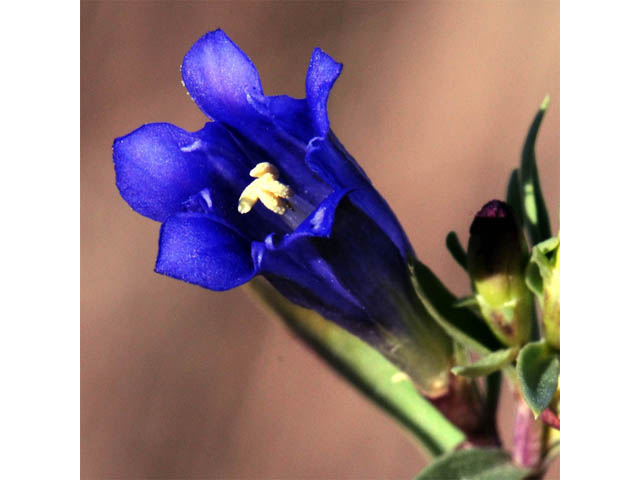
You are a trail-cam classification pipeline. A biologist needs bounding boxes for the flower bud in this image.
[467,200,532,346]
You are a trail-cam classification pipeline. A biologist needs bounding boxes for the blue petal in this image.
[181,31,331,205]
[255,236,378,343]
[256,189,414,340]
[305,135,413,258]
[266,95,315,145]
[181,30,263,128]
[155,213,256,291]
[305,133,369,190]
[189,122,292,238]
[113,123,216,222]
[306,192,418,335]
[113,121,292,238]
[348,188,414,260]
[223,91,332,205]
[305,48,343,137]
[181,29,315,145]
[288,188,352,239]
[226,122,331,206]
[264,274,381,345]
[253,189,378,340]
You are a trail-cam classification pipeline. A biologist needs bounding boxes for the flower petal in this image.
[305,134,369,190]
[248,189,377,339]
[155,213,256,291]
[113,123,216,222]
[255,237,377,343]
[181,31,332,205]
[256,189,413,341]
[306,48,343,137]
[305,135,413,258]
[181,29,263,127]
[307,192,418,333]
[264,274,381,345]
[288,188,351,238]
[266,95,315,145]
[348,188,414,260]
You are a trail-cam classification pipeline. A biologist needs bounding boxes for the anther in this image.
[238,162,294,215]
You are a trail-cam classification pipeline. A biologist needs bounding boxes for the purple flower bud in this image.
[467,200,532,346]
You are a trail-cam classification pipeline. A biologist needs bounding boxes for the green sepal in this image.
[446,231,468,271]
[454,295,479,309]
[521,95,552,245]
[451,347,518,378]
[516,340,560,417]
[410,260,516,383]
[525,237,559,299]
[249,279,466,456]
[453,340,471,366]
[414,448,530,480]
[525,263,543,298]
[506,169,525,228]
[410,260,502,356]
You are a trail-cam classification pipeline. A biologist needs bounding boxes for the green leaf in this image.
[446,231,468,271]
[249,279,466,456]
[410,260,502,356]
[414,448,530,480]
[516,340,560,417]
[451,347,518,378]
[506,169,525,228]
[521,95,552,245]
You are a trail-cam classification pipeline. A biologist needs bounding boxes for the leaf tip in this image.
[540,94,550,111]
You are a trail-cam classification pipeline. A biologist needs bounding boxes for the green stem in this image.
[248,279,466,456]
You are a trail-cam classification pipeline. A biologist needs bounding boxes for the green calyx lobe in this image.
[467,200,532,347]
[527,238,560,349]
[542,244,560,349]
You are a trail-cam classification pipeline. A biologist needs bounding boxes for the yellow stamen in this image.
[238,162,293,215]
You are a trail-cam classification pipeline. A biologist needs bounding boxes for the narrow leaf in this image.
[249,279,466,456]
[516,340,560,417]
[414,448,530,480]
[521,95,552,245]
[506,169,524,228]
[451,347,518,378]
[446,231,468,271]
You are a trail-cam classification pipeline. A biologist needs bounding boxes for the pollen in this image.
[238,162,294,215]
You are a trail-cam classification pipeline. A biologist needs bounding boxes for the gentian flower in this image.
[113,30,452,397]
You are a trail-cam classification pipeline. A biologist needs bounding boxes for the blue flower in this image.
[113,30,452,396]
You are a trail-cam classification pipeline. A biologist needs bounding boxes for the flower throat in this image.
[238,162,313,230]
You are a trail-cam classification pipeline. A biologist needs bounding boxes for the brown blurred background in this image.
[81,1,559,478]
